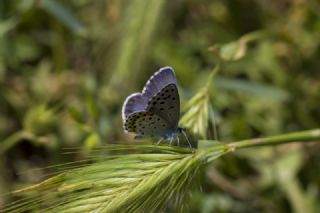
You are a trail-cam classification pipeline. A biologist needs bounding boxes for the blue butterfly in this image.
[122,67,191,147]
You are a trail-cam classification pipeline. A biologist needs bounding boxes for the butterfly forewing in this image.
[145,84,180,129]
[142,67,177,100]
[124,111,171,137]
[121,67,176,123]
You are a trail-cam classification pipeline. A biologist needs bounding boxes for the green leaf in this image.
[84,133,101,150]
[41,0,86,35]
[214,77,290,101]
[23,104,56,134]
[219,40,247,61]
[0,18,17,37]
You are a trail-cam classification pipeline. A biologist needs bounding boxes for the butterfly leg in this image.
[176,135,180,146]
[156,138,163,145]
[169,137,174,145]
[182,130,192,148]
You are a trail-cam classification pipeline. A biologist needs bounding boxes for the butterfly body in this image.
[122,67,191,147]
[162,126,184,141]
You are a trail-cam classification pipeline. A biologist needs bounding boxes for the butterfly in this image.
[122,66,191,147]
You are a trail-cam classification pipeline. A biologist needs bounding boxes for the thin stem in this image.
[201,128,320,163]
[205,62,220,90]
[227,129,320,150]
[240,29,269,43]
[0,131,49,154]
[211,107,219,141]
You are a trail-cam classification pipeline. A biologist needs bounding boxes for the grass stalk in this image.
[3,128,320,212]
[226,128,320,150]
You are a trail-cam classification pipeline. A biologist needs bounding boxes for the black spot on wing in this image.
[124,111,171,137]
[145,84,180,127]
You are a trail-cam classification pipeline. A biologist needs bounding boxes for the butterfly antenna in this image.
[182,130,192,148]
[156,138,163,145]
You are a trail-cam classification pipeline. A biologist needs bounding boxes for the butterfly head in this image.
[177,126,185,134]
[164,126,185,140]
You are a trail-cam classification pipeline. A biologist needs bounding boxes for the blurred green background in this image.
[1,0,320,212]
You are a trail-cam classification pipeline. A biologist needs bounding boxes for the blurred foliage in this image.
[1,0,320,212]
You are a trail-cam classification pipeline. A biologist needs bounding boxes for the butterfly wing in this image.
[142,67,177,100]
[145,83,180,129]
[124,111,171,137]
[122,66,177,122]
[122,93,148,121]
[122,66,180,137]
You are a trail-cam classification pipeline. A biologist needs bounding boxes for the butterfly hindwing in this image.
[124,111,171,137]
[122,93,148,121]
[145,83,180,128]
